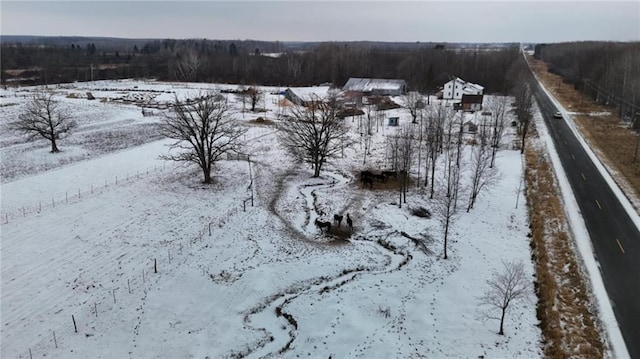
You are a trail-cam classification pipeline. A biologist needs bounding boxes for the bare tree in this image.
[403,91,424,124]
[398,125,416,205]
[176,48,202,82]
[387,124,416,207]
[423,104,450,198]
[512,79,535,154]
[12,91,77,153]
[159,92,246,184]
[435,145,461,260]
[278,95,352,177]
[285,54,303,80]
[442,108,465,203]
[245,87,261,112]
[486,96,509,167]
[479,260,531,335]
[467,143,498,211]
[466,114,497,211]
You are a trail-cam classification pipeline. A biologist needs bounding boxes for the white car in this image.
[553,111,562,119]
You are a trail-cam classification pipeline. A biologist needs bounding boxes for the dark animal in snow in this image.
[315,218,332,233]
[333,214,343,227]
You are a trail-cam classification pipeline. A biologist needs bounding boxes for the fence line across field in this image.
[1,156,256,225]
[1,163,168,224]
[15,200,255,359]
[2,126,270,225]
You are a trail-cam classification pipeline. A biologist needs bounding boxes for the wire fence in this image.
[1,157,258,225]
[7,175,256,358]
[12,201,255,359]
[1,164,170,225]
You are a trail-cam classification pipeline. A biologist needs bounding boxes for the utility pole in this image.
[634,114,640,163]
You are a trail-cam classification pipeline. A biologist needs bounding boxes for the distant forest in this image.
[2,36,639,117]
[1,36,520,93]
[535,41,640,121]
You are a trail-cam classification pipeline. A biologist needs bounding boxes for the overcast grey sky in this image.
[1,1,638,43]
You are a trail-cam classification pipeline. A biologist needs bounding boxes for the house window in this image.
[456,92,459,97]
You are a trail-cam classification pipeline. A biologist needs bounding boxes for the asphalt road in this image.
[533,83,640,358]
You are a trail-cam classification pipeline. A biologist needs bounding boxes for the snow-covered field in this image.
[1,80,542,358]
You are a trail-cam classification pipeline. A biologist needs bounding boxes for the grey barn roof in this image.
[342,78,407,93]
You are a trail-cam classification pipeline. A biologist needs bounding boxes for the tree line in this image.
[535,41,640,122]
[2,38,519,93]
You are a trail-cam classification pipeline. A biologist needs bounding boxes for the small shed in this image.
[463,121,478,133]
[388,117,399,126]
[284,86,331,107]
[461,94,483,112]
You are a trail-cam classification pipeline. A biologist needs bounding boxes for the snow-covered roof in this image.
[342,78,407,92]
[446,77,484,93]
[286,86,332,100]
[464,82,484,92]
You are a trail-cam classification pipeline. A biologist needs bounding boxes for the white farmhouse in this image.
[442,77,484,100]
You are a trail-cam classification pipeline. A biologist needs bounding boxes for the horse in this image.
[373,173,387,182]
[362,176,373,189]
[382,170,397,179]
[315,218,332,233]
[333,214,343,227]
[346,213,353,231]
[360,170,373,184]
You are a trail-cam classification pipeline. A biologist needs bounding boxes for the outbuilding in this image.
[343,78,407,96]
[461,94,484,112]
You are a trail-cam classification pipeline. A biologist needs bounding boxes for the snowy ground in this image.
[1,80,542,358]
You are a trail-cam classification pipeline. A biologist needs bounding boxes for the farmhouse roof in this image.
[447,77,484,93]
[463,82,484,93]
[343,78,407,92]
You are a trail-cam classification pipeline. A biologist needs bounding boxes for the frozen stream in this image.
[244,169,413,358]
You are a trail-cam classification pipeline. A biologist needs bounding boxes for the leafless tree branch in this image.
[11,90,77,153]
[478,260,531,335]
[278,94,354,177]
[158,91,246,183]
